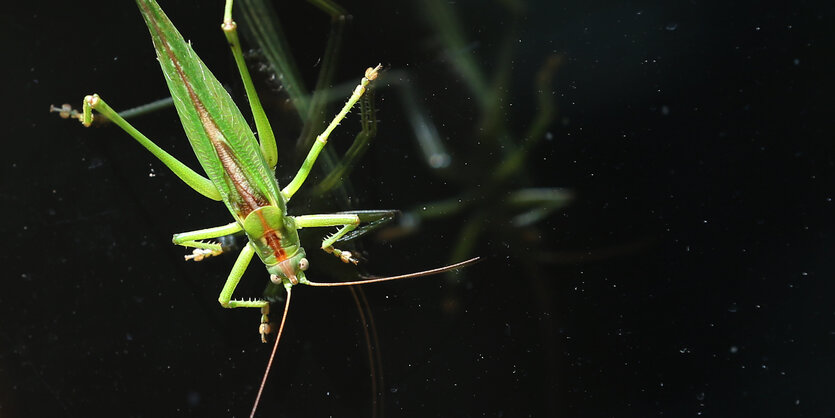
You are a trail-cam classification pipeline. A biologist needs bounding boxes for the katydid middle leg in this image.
[172,222,243,261]
[281,65,381,201]
[172,223,272,340]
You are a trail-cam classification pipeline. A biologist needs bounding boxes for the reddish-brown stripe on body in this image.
[256,210,287,262]
[213,141,269,217]
[142,4,268,218]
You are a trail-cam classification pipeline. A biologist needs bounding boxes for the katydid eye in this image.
[299,258,309,271]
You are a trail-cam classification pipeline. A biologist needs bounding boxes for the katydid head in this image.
[268,249,309,286]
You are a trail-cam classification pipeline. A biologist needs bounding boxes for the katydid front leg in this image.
[173,224,274,340]
[217,243,274,342]
[294,214,361,264]
[293,210,398,263]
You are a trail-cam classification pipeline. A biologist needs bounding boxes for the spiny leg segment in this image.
[281,65,382,201]
[175,223,272,342]
[294,213,361,264]
[218,243,273,343]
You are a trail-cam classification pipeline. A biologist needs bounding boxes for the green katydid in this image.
[73,0,477,415]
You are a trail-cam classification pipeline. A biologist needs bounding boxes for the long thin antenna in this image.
[305,257,480,287]
[250,287,292,418]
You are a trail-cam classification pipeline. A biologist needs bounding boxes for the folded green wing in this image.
[136,0,282,217]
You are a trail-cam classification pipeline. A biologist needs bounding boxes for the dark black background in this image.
[3,0,832,417]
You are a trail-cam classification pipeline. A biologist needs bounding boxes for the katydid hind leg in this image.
[221,0,278,170]
[50,97,175,126]
[79,94,222,201]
